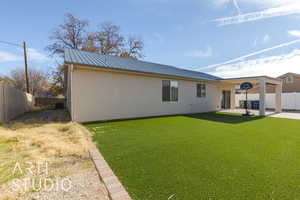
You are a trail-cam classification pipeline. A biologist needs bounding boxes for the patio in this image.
[221,109,300,120]
[223,76,283,116]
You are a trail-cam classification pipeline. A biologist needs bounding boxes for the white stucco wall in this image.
[70,67,230,122]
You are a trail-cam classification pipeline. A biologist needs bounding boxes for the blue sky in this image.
[1,0,300,78]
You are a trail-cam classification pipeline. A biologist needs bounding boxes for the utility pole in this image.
[0,40,30,93]
[23,41,30,93]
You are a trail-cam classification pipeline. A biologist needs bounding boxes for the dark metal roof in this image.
[64,48,222,81]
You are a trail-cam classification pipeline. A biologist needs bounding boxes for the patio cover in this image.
[223,76,283,116]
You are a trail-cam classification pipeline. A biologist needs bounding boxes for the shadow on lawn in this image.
[185,112,264,124]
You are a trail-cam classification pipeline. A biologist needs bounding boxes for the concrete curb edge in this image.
[89,142,133,200]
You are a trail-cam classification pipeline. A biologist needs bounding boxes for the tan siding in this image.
[281,75,300,93]
[71,67,230,122]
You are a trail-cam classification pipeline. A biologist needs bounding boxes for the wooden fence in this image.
[0,83,34,123]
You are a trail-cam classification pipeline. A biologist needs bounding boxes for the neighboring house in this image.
[278,72,300,93]
[248,72,300,93]
[236,73,300,111]
[0,77,13,85]
[64,49,282,122]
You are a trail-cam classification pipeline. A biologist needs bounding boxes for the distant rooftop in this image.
[64,48,222,81]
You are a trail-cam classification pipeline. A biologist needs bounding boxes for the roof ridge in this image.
[278,72,300,78]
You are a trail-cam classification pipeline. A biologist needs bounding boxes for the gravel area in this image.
[22,158,109,200]
[14,109,71,123]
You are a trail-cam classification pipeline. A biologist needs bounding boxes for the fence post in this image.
[0,83,5,123]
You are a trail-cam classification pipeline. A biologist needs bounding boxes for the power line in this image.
[0,40,22,47]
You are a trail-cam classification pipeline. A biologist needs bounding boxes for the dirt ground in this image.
[0,109,109,200]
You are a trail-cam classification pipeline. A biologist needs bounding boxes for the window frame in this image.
[286,76,294,84]
[162,80,178,102]
[197,83,206,98]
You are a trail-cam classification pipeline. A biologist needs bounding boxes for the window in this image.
[162,80,170,101]
[162,80,178,101]
[197,84,206,98]
[286,76,294,84]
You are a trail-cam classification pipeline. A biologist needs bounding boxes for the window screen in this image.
[197,84,206,98]
[162,80,178,101]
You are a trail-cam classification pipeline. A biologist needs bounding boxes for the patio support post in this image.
[259,79,266,116]
[231,87,236,109]
[275,82,282,113]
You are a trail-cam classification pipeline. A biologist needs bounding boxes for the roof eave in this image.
[65,61,222,82]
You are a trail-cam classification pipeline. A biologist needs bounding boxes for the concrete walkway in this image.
[221,109,300,120]
[268,112,300,120]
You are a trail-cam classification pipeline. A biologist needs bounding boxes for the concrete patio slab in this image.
[268,112,300,120]
[220,109,300,120]
[220,109,275,116]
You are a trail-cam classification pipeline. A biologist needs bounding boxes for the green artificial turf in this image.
[86,113,300,200]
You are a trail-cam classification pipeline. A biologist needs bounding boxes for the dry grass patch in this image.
[0,194,16,200]
[0,120,94,199]
[0,122,90,160]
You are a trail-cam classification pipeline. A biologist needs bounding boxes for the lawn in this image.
[86,113,300,200]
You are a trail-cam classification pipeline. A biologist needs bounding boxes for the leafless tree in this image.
[48,65,65,97]
[86,23,144,59]
[46,13,89,56]
[46,14,144,59]
[45,13,89,96]
[88,22,124,56]
[10,68,50,96]
[45,15,145,96]
[120,36,144,59]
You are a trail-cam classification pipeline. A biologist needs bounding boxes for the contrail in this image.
[196,39,300,71]
[212,3,300,26]
[233,0,241,15]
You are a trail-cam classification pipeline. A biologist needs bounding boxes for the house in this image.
[64,49,283,122]
[248,72,300,94]
[278,72,300,93]
[0,77,13,85]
